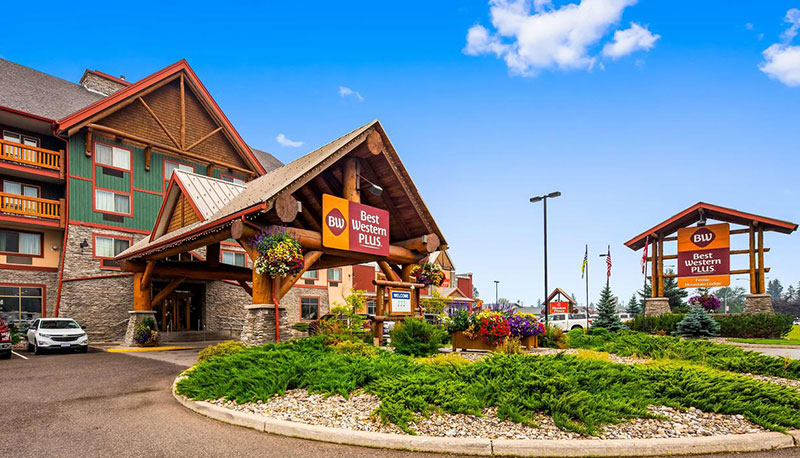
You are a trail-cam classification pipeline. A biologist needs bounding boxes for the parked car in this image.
[27,318,88,355]
[0,320,11,359]
[617,313,632,321]
[541,313,591,331]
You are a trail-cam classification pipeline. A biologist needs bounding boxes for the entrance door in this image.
[160,293,192,332]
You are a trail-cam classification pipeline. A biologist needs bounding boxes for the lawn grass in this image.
[566,328,800,380]
[176,335,800,436]
[728,325,800,346]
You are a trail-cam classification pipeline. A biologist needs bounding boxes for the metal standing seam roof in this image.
[173,170,246,219]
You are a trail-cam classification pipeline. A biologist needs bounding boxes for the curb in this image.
[107,346,193,353]
[172,380,799,457]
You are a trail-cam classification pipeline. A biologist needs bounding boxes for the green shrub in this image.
[390,318,446,357]
[198,340,245,363]
[9,323,20,344]
[330,339,377,357]
[627,313,686,334]
[177,335,800,436]
[716,314,794,338]
[291,322,310,333]
[539,324,565,348]
[627,313,794,339]
[566,329,800,380]
[133,317,159,346]
[496,337,524,354]
[674,307,720,338]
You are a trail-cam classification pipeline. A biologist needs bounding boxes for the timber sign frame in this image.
[116,120,446,344]
[624,202,797,315]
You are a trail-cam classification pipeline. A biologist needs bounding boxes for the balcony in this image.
[0,139,64,180]
[0,192,65,228]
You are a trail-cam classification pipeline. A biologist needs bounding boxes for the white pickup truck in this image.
[540,313,592,331]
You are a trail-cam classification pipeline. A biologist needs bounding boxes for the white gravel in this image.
[211,389,765,440]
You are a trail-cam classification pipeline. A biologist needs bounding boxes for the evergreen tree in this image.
[767,279,784,301]
[626,293,642,315]
[593,283,625,331]
[785,285,796,302]
[663,269,688,311]
[472,286,479,299]
[674,306,720,338]
[638,281,651,311]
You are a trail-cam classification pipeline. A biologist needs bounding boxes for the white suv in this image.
[27,318,88,354]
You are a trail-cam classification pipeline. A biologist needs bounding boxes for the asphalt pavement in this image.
[1,347,797,458]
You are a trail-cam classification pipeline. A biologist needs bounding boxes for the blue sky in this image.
[3,1,799,305]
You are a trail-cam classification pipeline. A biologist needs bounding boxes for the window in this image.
[367,300,376,315]
[164,160,194,181]
[95,189,130,215]
[300,297,319,321]
[0,230,42,256]
[0,285,43,323]
[221,174,246,186]
[328,268,342,286]
[94,235,131,270]
[94,142,131,171]
[222,250,247,267]
[302,270,318,279]
[2,180,40,198]
[3,130,39,147]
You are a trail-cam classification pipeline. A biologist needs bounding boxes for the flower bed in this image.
[444,309,544,351]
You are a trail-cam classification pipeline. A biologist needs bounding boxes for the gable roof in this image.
[625,202,798,251]
[57,59,266,175]
[118,119,447,261]
[152,170,246,240]
[0,58,104,120]
[546,288,576,305]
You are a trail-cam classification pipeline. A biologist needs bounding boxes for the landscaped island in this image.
[176,331,800,439]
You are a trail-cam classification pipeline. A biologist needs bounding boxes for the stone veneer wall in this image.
[204,281,251,337]
[280,286,330,339]
[59,224,146,342]
[1,269,59,318]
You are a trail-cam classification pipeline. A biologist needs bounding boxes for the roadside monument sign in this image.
[677,223,730,288]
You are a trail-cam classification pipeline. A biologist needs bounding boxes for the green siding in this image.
[67,133,213,232]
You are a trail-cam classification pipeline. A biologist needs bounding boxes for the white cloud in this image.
[745,22,754,31]
[276,133,303,148]
[759,9,800,87]
[602,22,659,59]
[464,0,657,76]
[338,86,364,101]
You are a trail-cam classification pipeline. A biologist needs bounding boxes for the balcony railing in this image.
[0,192,63,223]
[0,138,62,172]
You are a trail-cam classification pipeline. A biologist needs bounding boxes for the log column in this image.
[124,271,157,346]
[645,235,670,316]
[343,158,360,203]
[744,223,774,314]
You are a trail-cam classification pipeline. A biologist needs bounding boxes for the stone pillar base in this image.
[241,305,288,346]
[123,310,158,346]
[644,298,671,316]
[743,294,773,314]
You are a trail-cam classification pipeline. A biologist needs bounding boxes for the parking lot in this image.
[1,347,797,458]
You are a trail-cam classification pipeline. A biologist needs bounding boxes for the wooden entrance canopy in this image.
[624,202,797,297]
[116,120,448,341]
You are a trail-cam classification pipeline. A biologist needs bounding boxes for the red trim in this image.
[0,228,44,258]
[220,240,240,246]
[0,264,57,272]
[0,161,61,180]
[173,175,204,219]
[93,186,133,217]
[299,295,320,321]
[0,105,56,123]
[68,174,92,182]
[57,60,266,175]
[295,284,327,290]
[133,187,162,196]
[93,140,132,173]
[150,176,177,241]
[162,156,196,193]
[0,214,61,228]
[219,172,246,184]
[0,282,46,318]
[92,233,133,271]
[625,202,799,249]
[68,220,152,235]
[84,70,132,87]
[55,133,69,317]
[62,272,134,282]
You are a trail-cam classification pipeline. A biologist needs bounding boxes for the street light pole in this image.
[494,280,499,307]
[530,191,561,325]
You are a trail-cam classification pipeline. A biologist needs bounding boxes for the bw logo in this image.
[326,208,346,236]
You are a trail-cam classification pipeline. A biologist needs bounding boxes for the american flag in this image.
[606,246,612,278]
[641,236,649,274]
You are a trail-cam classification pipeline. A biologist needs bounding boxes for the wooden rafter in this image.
[379,152,434,234]
[141,261,156,288]
[180,73,186,149]
[279,251,323,297]
[359,159,412,239]
[139,97,181,148]
[237,279,252,296]
[151,277,185,307]
[186,126,223,152]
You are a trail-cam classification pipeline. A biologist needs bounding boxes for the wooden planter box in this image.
[451,331,538,352]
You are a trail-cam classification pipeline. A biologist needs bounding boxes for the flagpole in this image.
[642,236,649,330]
[585,244,589,330]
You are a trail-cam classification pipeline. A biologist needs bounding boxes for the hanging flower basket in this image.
[410,263,445,287]
[251,228,304,277]
[688,293,722,312]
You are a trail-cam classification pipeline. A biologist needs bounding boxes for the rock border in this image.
[172,378,799,457]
